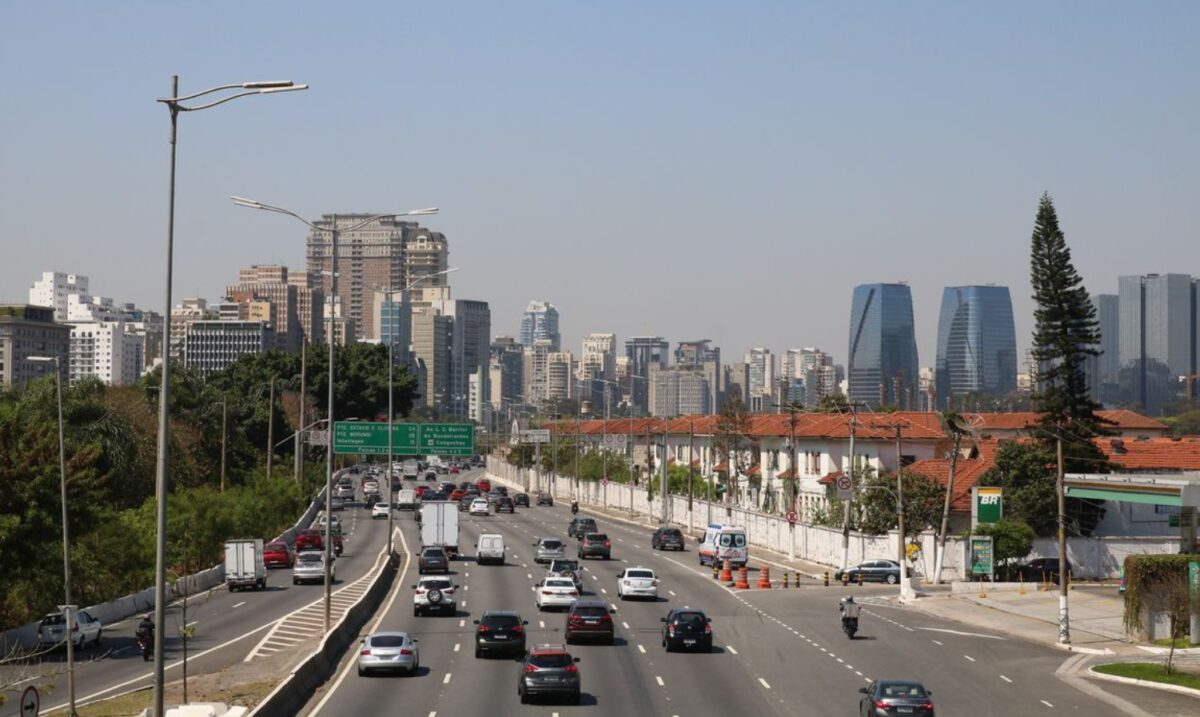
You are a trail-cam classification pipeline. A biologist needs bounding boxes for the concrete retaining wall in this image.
[248,550,399,717]
[1030,536,1179,579]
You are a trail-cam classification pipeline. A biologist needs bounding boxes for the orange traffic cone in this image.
[735,565,750,590]
[720,559,734,585]
[757,566,771,589]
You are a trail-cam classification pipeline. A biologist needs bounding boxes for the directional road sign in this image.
[332,422,474,456]
[520,429,551,444]
[20,686,38,717]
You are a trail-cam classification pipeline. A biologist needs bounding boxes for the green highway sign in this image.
[332,421,474,456]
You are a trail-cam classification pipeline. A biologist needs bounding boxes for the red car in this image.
[477,479,492,493]
[414,485,430,499]
[263,541,294,568]
[450,489,466,501]
[450,466,461,474]
[295,529,344,556]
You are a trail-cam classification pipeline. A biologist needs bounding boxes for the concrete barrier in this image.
[248,550,399,717]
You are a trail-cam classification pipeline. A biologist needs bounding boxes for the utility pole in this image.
[934,413,966,584]
[295,342,306,483]
[219,399,227,492]
[266,379,275,482]
[1056,429,1070,645]
[660,418,669,526]
[894,423,910,599]
[841,403,859,572]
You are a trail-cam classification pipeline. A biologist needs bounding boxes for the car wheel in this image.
[93,630,102,648]
[885,573,898,585]
[519,687,528,705]
[293,578,299,585]
[413,606,421,617]
[573,691,581,705]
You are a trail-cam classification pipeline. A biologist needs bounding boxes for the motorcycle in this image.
[137,633,153,661]
[841,616,858,640]
[570,502,579,515]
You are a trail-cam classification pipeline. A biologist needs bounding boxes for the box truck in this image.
[225,539,267,591]
[420,501,460,556]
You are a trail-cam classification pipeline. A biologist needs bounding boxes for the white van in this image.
[395,488,418,511]
[697,524,748,567]
[476,533,505,565]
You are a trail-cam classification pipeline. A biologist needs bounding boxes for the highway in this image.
[304,468,1200,717]
[13,471,393,717]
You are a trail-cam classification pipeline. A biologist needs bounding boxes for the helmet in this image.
[844,595,855,603]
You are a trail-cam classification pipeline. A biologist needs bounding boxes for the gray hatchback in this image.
[534,538,567,564]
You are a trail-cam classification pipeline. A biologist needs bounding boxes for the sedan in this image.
[661,608,712,652]
[496,496,516,513]
[536,577,581,611]
[514,492,530,507]
[371,502,391,519]
[357,631,419,676]
[858,680,935,717]
[469,499,491,516]
[835,560,902,585]
[37,610,102,650]
[536,492,554,507]
[616,567,659,600]
[450,489,466,502]
[418,547,450,575]
[651,527,685,551]
[263,541,294,569]
[473,611,528,658]
[293,551,333,585]
[564,600,615,644]
[458,496,474,512]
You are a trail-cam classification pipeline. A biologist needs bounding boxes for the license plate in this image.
[495,634,508,639]
[543,676,560,683]
[585,619,598,625]
[684,639,696,645]
[897,708,913,714]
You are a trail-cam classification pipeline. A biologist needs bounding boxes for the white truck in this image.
[224,539,267,591]
[420,501,460,556]
[402,459,420,480]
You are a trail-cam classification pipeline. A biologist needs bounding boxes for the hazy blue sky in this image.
[3,1,1197,370]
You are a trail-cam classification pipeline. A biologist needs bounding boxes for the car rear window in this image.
[541,540,563,550]
[482,614,521,628]
[673,612,706,627]
[545,579,575,589]
[880,683,927,698]
[298,554,322,564]
[529,654,572,668]
[663,529,682,538]
[422,548,445,557]
[422,579,452,589]
[626,570,654,579]
[572,605,608,617]
[370,635,406,647]
[586,533,607,541]
[40,614,66,626]
[552,561,579,571]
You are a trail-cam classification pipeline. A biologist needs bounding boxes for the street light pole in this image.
[153,76,306,717]
[266,379,276,482]
[219,399,227,492]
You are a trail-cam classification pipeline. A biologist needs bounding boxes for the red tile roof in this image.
[1096,437,1200,471]
[961,410,1167,433]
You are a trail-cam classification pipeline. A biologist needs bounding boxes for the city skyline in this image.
[3,4,1198,371]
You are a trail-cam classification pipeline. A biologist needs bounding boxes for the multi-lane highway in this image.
[10,471,392,717]
[302,468,1200,717]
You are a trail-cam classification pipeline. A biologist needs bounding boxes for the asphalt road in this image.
[305,469,1200,717]
[16,470,392,717]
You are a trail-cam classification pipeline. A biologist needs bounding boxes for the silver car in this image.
[534,538,567,564]
[357,631,419,676]
[293,550,334,585]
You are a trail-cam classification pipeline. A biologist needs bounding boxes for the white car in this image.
[317,513,342,533]
[371,502,391,519]
[413,576,458,616]
[37,610,102,650]
[616,567,659,600]
[293,551,333,585]
[469,498,490,516]
[535,577,580,611]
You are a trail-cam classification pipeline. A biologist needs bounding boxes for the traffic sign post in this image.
[786,510,799,525]
[836,474,854,501]
[332,422,474,456]
[520,429,551,444]
[20,686,38,717]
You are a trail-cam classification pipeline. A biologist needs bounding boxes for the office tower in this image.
[519,300,560,349]
[182,320,273,378]
[169,298,216,359]
[546,351,575,404]
[624,336,669,415]
[675,339,723,413]
[1118,274,1198,414]
[429,298,492,419]
[69,321,143,386]
[650,368,710,416]
[724,363,748,407]
[1087,294,1120,405]
[847,283,919,409]
[743,348,777,412]
[29,272,89,321]
[933,285,1017,409]
[287,271,325,346]
[226,265,307,352]
[489,337,525,413]
[403,228,450,291]
[411,307,452,410]
[373,289,411,364]
[0,305,71,388]
[581,333,617,381]
[307,215,442,343]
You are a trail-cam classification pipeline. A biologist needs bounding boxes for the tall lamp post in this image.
[152,77,306,717]
[30,356,75,716]
[231,197,437,630]
[370,267,459,553]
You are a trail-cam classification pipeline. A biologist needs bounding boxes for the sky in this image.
[3,1,1198,370]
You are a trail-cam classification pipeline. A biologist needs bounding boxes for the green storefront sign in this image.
[972,487,1003,529]
[970,535,994,577]
[332,421,474,456]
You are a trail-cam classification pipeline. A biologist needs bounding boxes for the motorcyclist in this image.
[570,500,579,515]
[136,614,155,658]
[839,595,861,628]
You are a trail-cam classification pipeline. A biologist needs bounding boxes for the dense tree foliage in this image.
[979,441,1104,536]
[857,470,946,537]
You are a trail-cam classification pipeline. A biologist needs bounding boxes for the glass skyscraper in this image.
[847,283,919,408]
[934,285,1017,409]
[1117,274,1198,415]
[519,300,560,350]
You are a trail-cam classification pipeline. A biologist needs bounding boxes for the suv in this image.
[537,492,554,507]
[473,611,528,657]
[496,496,516,513]
[534,537,567,564]
[547,559,583,592]
[661,608,712,652]
[518,645,581,705]
[412,576,458,616]
[564,600,615,644]
[651,527,684,551]
[514,492,530,507]
[418,547,450,574]
[1015,557,1072,584]
[578,533,611,560]
[568,517,598,539]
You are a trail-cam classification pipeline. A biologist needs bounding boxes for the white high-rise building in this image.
[744,347,777,411]
[29,272,89,321]
[580,333,617,381]
[68,321,143,386]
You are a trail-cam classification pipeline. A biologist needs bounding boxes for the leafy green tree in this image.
[973,519,1036,579]
[813,393,850,413]
[1164,409,1200,437]
[858,470,946,537]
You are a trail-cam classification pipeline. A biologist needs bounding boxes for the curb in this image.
[1086,665,1200,699]
[1054,643,1116,656]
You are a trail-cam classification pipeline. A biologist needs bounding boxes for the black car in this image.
[495,486,509,495]
[835,559,902,585]
[568,517,598,539]
[858,680,935,717]
[518,644,581,705]
[1013,557,1072,585]
[537,492,554,506]
[426,491,449,502]
[474,611,528,658]
[496,496,516,513]
[578,533,610,560]
[661,608,712,652]
[440,481,457,494]
[418,547,450,575]
[651,527,684,551]
[565,600,615,644]
[458,495,474,512]
[514,493,531,507]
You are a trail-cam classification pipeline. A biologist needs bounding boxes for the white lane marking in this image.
[855,671,863,676]
[465,572,469,577]
[443,672,452,684]
[1000,675,1012,683]
[527,573,533,579]
[601,588,608,594]
[931,639,943,646]
[758,678,771,689]
[727,646,738,654]
[428,712,436,717]
[655,675,665,687]
[1040,700,1054,708]
[459,619,466,627]
[669,590,676,596]
[864,677,872,683]
[463,585,469,591]
[637,644,646,654]
[918,626,1004,640]
[461,601,467,608]
[232,601,246,608]
[454,643,460,652]
[622,621,630,629]
[964,655,976,662]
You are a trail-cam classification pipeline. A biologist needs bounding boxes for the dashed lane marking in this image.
[758,678,771,689]
[1000,675,1012,683]
[655,675,665,687]
[232,601,246,608]
[454,643,460,652]
[964,655,976,663]
[1040,700,1054,708]
[622,621,630,629]
[727,646,738,654]
[443,672,452,684]
[931,639,943,646]
[637,644,646,654]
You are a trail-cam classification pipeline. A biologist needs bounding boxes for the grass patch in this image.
[1093,662,1200,691]
[47,679,278,716]
[1152,636,1200,649]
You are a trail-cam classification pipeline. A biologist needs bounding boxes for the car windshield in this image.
[586,534,607,542]
[528,654,573,669]
[626,570,654,579]
[541,540,563,550]
[881,683,927,698]
[370,635,406,647]
[482,614,521,628]
[573,605,608,617]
